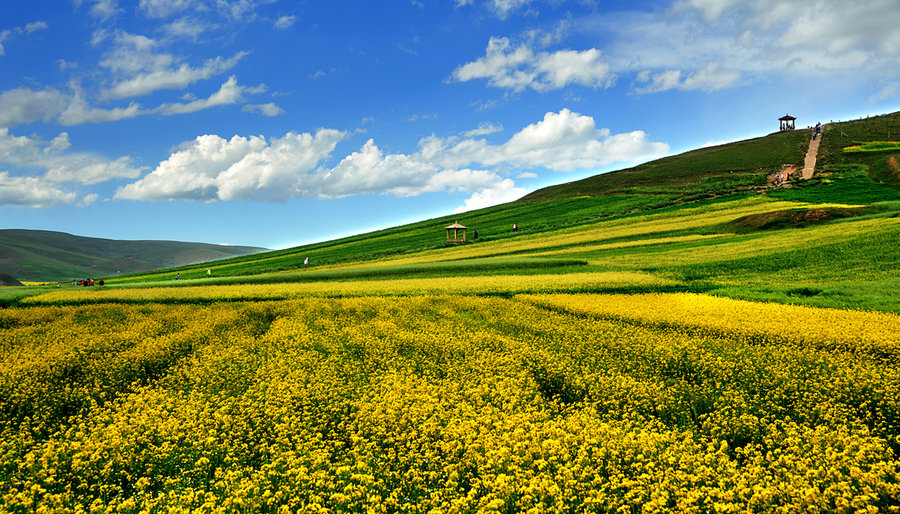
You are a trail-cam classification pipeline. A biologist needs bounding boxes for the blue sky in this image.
[1,0,898,249]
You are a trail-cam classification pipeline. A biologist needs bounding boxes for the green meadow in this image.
[4,114,900,513]
[9,112,900,313]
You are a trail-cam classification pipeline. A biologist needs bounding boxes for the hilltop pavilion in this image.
[445,221,467,244]
[779,114,796,131]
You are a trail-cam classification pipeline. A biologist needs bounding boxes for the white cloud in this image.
[451,37,614,92]
[85,0,120,20]
[586,0,900,94]
[0,20,48,57]
[273,15,296,29]
[24,21,48,33]
[634,63,740,94]
[215,0,277,21]
[454,178,526,213]
[489,0,534,18]
[80,193,101,206]
[0,87,69,128]
[516,171,538,179]
[871,82,899,102]
[0,75,262,127]
[162,17,216,39]
[0,128,144,185]
[115,109,669,203]
[242,102,285,116]
[155,76,257,114]
[455,0,535,19]
[101,32,248,98]
[116,129,349,201]
[423,108,669,172]
[139,0,197,18]
[59,86,144,125]
[0,171,77,207]
[463,122,503,137]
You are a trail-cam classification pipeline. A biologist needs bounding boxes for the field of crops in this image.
[3,290,899,512]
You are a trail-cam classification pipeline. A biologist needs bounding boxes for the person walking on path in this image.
[802,125,823,179]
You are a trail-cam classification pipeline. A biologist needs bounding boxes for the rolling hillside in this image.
[7,111,900,311]
[63,110,898,313]
[6,112,900,511]
[0,229,267,283]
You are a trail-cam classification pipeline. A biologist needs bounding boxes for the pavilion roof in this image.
[445,221,467,229]
[779,114,796,121]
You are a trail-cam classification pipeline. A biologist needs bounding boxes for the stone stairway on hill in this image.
[802,128,822,179]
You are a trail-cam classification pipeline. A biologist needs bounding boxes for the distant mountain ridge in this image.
[0,229,268,283]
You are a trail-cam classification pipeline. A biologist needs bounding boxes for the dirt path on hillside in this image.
[802,130,822,179]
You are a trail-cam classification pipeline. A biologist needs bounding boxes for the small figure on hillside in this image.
[175,273,180,280]
[474,229,479,240]
[207,269,211,277]
[72,280,77,286]
[513,223,518,232]
[303,256,309,265]
[98,279,104,286]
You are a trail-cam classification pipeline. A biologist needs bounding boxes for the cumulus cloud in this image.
[116,109,668,204]
[0,87,69,128]
[0,128,144,184]
[454,178,526,213]
[0,171,77,207]
[451,37,613,92]
[421,109,669,172]
[116,130,348,201]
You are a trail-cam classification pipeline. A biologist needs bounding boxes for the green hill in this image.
[13,111,900,312]
[520,128,808,201]
[0,229,268,283]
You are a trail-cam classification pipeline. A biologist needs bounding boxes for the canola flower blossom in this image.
[23,271,674,304]
[1,293,899,512]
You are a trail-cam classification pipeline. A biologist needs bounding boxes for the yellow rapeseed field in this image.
[2,292,898,512]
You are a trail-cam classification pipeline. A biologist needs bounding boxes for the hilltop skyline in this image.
[2,0,899,249]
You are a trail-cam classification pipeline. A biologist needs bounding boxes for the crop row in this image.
[2,294,898,512]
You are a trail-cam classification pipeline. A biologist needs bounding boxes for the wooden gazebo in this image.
[445,221,467,244]
[779,114,796,131]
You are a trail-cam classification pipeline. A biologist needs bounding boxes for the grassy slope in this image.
[17,112,900,312]
[520,128,808,201]
[0,229,267,282]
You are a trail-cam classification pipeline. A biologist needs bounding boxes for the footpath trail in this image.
[802,129,822,179]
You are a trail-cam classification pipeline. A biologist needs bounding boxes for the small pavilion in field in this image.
[779,114,796,131]
[445,221,468,244]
